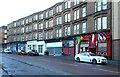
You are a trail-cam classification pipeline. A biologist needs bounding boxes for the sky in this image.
[0,0,63,26]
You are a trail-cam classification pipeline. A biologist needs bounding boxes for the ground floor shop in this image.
[26,41,46,55]
[75,31,112,59]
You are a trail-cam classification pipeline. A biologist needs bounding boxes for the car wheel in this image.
[76,57,80,62]
[92,59,97,64]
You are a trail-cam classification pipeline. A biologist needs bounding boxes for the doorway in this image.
[91,48,96,54]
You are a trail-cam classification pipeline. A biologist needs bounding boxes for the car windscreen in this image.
[89,53,99,56]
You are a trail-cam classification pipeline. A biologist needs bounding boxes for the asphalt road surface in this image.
[1,53,120,76]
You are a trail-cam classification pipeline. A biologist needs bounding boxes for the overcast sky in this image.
[0,0,63,26]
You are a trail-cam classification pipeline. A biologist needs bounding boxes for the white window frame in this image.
[97,18,101,30]
[82,6,86,17]
[82,22,86,33]
[102,17,107,29]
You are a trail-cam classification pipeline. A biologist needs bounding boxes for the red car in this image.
[18,50,27,55]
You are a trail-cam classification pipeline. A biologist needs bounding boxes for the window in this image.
[95,2,97,12]
[56,29,62,37]
[74,0,80,5]
[46,32,49,39]
[33,33,37,39]
[65,13,71,22]
[33,23,37,30]
[49,9,53,16]
[22,27,24,33]
[49,19,53,27]
[74,9,79,20]
[64,26,71,36]
[98,43,107,51]
[46,21,48,28]
[26,19,29,24]
[56,16,62,25]
[46,11,48,18]
[29,17,32,23]
[96,0,107,12]
[29,25,32,32]
[65,1,71,9]
[39,14,43,20]
[26,34,28,40]
[74,24,80,34]
[21,20,24,25]
[102,0,107,10]
[94,19,97,30]
[82,22,86,33]
[38,33,43,40]
[82,6,86,17]
[26,26,28,32]
[33,15,38,21]
[102,17,107,29]
[39,23,43,29]
[98,18,101,30]
[56,5,62,13]
[49,31,53,39]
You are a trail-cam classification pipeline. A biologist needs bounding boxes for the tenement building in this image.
[0,26,7,52]
[7,0,119,60]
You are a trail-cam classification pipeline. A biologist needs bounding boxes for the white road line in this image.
[92,68,119,74]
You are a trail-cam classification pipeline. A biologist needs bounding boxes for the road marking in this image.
[92,68,120,74]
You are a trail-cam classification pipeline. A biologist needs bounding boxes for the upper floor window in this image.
[49,30,53,39]
[102,17,107,29]
[49,9,53,17]
[65,13,71,22]
[33,33,37,39]
[46,32,49,39]
[74,0,80,5]
[26,18,29,24]
[82,6,86,17]
[56,16,62,25]
[82,22,86,33]
[33,23,38,30]
[29,17,32,23]
[46,21,48,28]
[56,5,62,13]
[14,22,17,27]
[39,23,43,29]
[21,20,24,25]
[74,24,80,34]
[64,26,71,36]
[22,27,24,33]
[26,26,28,32]
[39,13,43,20]
[102,0,107,10]
[94,19,97,30]
[28,25,32,32]
[56,29,62,37]
[49,19,53,27]
[97,18,101,30]
[65,1,71,9]
[33,15,38,21]
[38,32,43,40]
[46,11,48,18]
[74,9,79,20]
[95,0,107,12]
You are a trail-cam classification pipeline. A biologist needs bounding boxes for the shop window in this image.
[98,43,107,51]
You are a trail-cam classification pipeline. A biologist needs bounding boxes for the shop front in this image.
[46,42,63,56]
[75,31,112,59]
[26,41,46,55]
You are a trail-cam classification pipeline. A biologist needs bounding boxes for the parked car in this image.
[4,49,12,54]
[18,50,27,55]
[74,52,107,64]
[28,50,39,56]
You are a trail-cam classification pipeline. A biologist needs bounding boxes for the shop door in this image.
[38,45,43,53]
[91,48,96,54]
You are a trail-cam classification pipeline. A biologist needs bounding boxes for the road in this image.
[1,53,120,76]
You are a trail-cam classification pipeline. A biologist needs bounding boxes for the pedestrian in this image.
[101,52,105,57]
